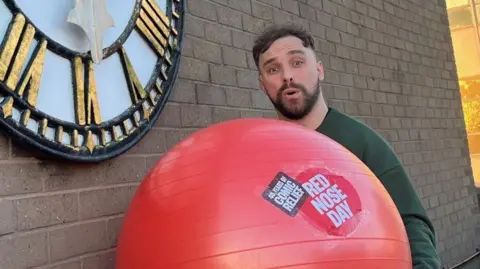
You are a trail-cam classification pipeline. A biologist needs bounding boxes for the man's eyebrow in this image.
[263,57,277,68]
[262,50,306,68]
[288,49,305,55]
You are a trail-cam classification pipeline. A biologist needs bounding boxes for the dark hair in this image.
[252,24,315,69]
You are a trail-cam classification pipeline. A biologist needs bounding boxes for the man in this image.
[252,24,441,269]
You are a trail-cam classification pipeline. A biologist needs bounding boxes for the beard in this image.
[266,79,321,120]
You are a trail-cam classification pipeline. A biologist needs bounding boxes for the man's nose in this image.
[283,69,294,83]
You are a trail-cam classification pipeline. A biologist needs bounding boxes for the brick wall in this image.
[0,0,478,268]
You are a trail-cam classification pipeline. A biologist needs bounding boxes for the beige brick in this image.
[322,0,338,15]
[180,58,210,82]
[187,0,217,21]
[344,102,359,115]
[16,193,78,231]
[0,163,45,196]
[229,0,252,13]
[226,88,253,108]
[281,0,299,15]
[49,221,108,262]
[299,3,316,21]
[237,69,260,89]
[41,163,104,192]
[11,140,37,159]
[241,110,264,118]
[180,104,213,127]
[79,186,136,220]
[83,250,116,269]
[257,0,281,8]
[211,0,228,4]
[0,232,48,269]
[192,39,223,64]
[47,153,128,188]
[0,199,15,235]
[231,30,255,50]
[169,80,197,104]
[251,91,274,110]
[146,155,163,173]
[104,157,147,184]
[316,9,332,27]
[272,9,296,27]
[333,86,349,100]
[107,217,124,248]
[243,13,266,34]
[222,46,248,68]
[165,129,198,149]
[205,22,232,45]
[217,6,243,29]
[155,103,182,128]
[0,134,8,160]
[196,84,227,106]
[35,260,81,269]
[213,107,242,123]
[184,14,205,38]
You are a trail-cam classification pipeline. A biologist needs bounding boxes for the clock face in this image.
[0,0,184,162]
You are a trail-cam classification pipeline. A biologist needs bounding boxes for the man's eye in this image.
[268,67,279,73]
[293,61,303,66]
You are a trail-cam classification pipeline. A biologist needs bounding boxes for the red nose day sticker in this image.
[296,168,362,236]
[263,167,362,236]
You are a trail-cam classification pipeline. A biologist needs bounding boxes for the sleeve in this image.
[378,165,442,269]
[359,128,442,269]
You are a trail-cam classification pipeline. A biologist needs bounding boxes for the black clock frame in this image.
[0,0,185,163]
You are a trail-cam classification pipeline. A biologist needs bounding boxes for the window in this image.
[448,5,473,29]
[447,0,480,187]
[447,0,469,9]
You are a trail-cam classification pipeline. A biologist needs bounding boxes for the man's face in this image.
[258,36,324,120]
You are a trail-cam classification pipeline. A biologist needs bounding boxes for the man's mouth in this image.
[283,88,300,96]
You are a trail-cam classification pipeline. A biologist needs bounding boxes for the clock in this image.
[0,0,184,162]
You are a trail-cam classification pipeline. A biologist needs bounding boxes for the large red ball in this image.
[116,118,412,269]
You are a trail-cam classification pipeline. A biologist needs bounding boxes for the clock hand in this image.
[67,0,115,64]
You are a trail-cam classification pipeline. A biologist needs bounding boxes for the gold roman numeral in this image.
[136,0,170,56]
[119,47,155,119]
[17,41,47,107]
[72,57,101,126]
[1,96,13,118]
[0,13,47,107]
[119,47,146,104]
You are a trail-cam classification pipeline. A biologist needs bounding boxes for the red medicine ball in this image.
[116,118,412,269]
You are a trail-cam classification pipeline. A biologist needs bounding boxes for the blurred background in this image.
[448,0,480,189]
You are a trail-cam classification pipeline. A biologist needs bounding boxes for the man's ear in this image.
[317,61,324,81]
[259,74,266,93]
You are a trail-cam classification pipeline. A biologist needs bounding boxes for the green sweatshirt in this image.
[316,107,441,269]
